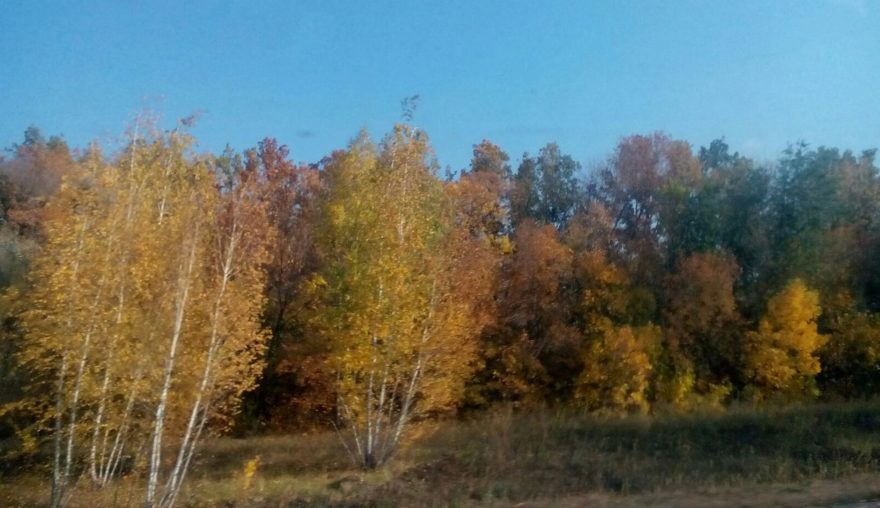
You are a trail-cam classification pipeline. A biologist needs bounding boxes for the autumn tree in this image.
[1,127,75,222]
[7,113,880,483]
[147,134,273,507]
[470,219,578,405]
[593,134,666,263]
[16,120,272,507]
[564,203,662,413]
[0,128,76,440]
[575,324,657,413]
[819,307,880,399]
[233,138,327,430]
[745,279,827,402]
[16,149,109,506]
[589,133,676,311]
[655,140,705,265]
[453,140,510,240]
[309,125,491,468]
[664,254,742,391]
[565,202,632,332]
[696,140,771,317]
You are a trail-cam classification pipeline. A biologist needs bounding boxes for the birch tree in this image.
[310,125,490,468]
[17,121,272,507]
[18,147,121,506]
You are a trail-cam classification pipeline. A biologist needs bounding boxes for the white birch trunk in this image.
[50,218,90,508]
[159,219,238,507]
[145,224,199,508]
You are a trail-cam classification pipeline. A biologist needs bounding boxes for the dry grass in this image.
[4,402,880,506]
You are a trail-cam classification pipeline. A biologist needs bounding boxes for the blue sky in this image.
[1,0,878,171]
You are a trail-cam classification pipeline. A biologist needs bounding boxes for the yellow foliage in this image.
[309,125,493,467]
[16,125,273,501]
[653,364,732,412]
[575,325,656,413]
[745,279,827,402]
[496,234,512,255]
[654,365,696,408]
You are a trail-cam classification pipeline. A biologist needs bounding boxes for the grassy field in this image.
[4,402,880,506]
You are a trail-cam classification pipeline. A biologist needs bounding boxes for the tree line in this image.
[1,119,879,505]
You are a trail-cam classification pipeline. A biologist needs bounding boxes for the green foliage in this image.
[510,143,580,229]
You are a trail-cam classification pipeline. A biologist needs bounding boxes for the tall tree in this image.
[238,138,326,430]
[310,125,490,468]
[453,140,510,240]
[471,220,577,405]
[698,141,771,318]
[592,133,671,297]
[510,143,580,229]
[0,128,75,434]
[663,252,743,397]
[16,122,272,507]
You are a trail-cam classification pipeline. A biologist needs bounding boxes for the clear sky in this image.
[1,0,878,171]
